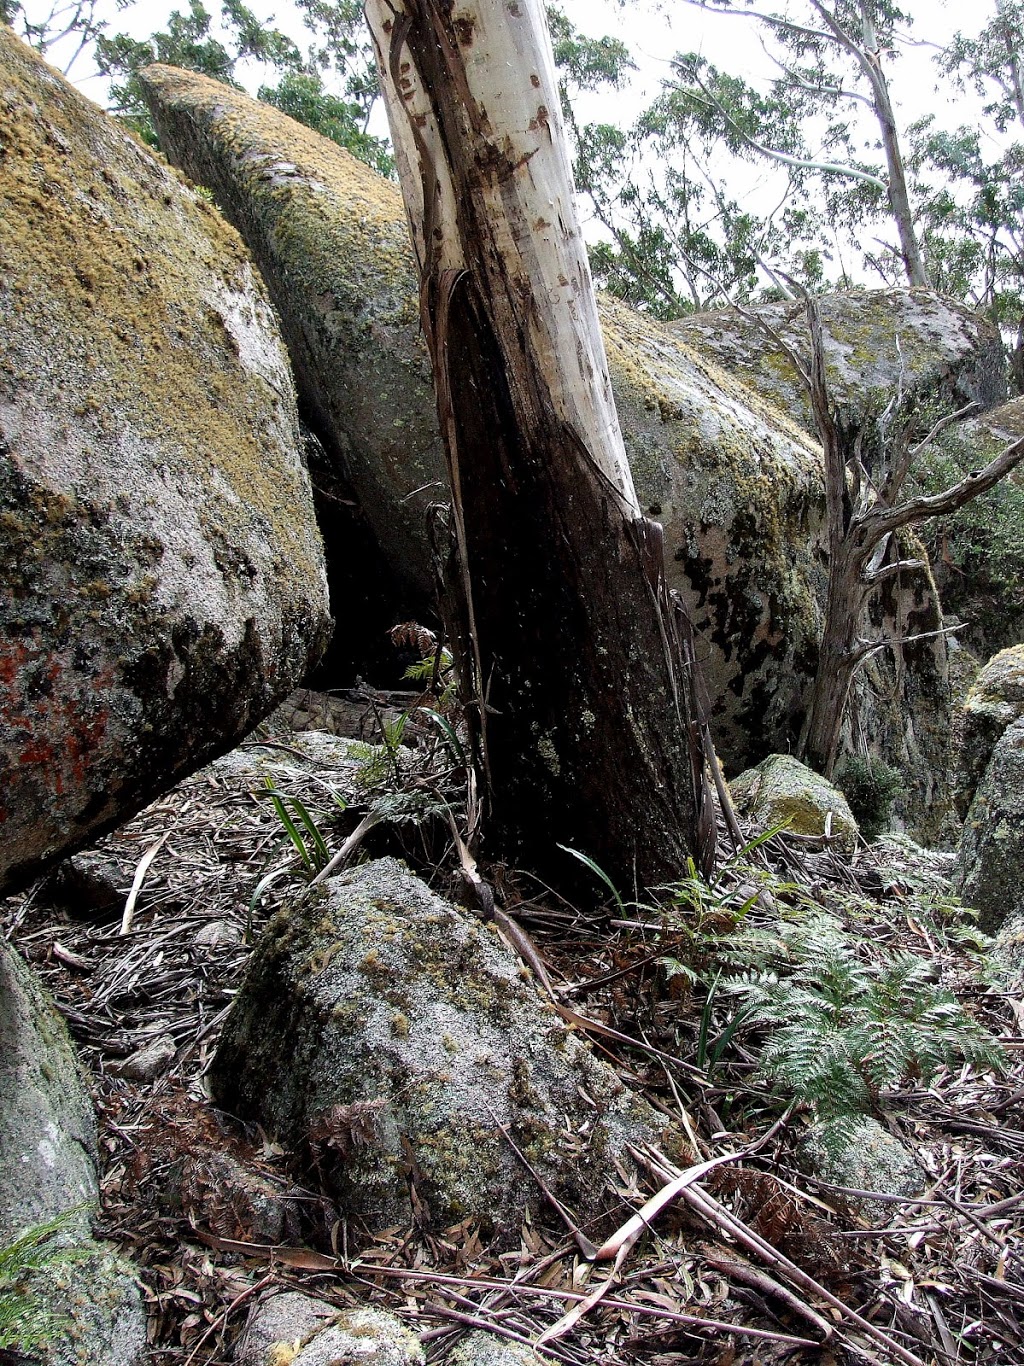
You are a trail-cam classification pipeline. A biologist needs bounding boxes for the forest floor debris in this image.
[3,690,1022,1365]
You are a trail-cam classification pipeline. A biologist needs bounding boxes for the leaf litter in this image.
[2,686,1022,1366]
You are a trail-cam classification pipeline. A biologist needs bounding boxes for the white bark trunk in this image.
[365,0,638,511]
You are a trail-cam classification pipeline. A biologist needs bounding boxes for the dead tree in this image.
[364,0,715,892]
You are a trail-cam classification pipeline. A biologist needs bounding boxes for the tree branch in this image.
[679,74,888,190]
[860,435,1024,543]
[860,557,927,587]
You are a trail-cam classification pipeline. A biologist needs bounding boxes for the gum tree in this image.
[363,0,715,891]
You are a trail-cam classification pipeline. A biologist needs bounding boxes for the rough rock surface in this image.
[138,65,950,828]
[956,717,1024,933]
[0,31,331,895]
[0,941,147,1365]
[665,290,1006,435]
[211,858,678,1241]
[955,645,1024,819]
[730,754,860,852]
[804,1118,923,1204]
[447,1335,547,1366]
[235,1293,423,1366]
[0,942,98,1238]
[139,61,442,669]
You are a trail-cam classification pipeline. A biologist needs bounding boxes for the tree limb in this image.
[861,435,1024,543]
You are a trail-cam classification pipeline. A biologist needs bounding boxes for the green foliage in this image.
[727,912,1003,1126]
[89,0,390,170]
[261,775,339,877]
[258,69,393,175]
[834,755,903,842]
[0,1209,84,1354]
[96,0,247,144]
[914,437,1024,652]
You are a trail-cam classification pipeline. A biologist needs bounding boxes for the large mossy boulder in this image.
[138,60,443,670]
[955,717,1024,933]
[0,31,331,894]
[730,754,860,852]
[665,289,1006,436]
[956,645,1024,818]
[0,942,147,1365]
[211,857,678,1242]
[138,66,950,831]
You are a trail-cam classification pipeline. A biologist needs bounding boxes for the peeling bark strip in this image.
[366,0,713,889]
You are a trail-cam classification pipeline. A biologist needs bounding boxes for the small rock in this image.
[109,1034,177,1081]
[804,1117,923,1206]
[447,1333,547,1366]
[46,850,126,921]
[235,1293,423,1366]
[211,858,679,1242]
[730,754,860,852]
[195,920,243,948]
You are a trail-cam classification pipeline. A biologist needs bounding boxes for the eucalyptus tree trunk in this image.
[365,0,714,891]
[856,4,929,289]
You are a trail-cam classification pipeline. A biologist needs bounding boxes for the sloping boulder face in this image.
[0,31,331,894]
[665,289,1006,434]
[599,296,830,763]
[955,645,1024,819]
[0,943,97,1238]
[955,717,1024,933]
[138,62,444,669]
[211,858,678,1243]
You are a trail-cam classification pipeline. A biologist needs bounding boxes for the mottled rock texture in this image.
[956,717,1024,933]
[665,290,1006,435]
[235,1294,423,1366]
[211,858,678,1242]
[138,66,951,830]
[139,60,442,679]
[0,942,147,1366]
[0,942,97,1240]
[956,645,1024,819]
[730,754,860,853]
[0,31,331,894]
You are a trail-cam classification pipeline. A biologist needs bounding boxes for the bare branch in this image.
[860,557,927,588]
[861,435,1024,544]
[676,71,888,191]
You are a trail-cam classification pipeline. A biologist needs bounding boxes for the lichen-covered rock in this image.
[955,717,1024,933]
[0,942,147,1366]
[138,66,950,829]
[804,1117,923,1205]
[0,943,97,1239]
[956,645,1024,819]
[211,858,678,1241]
[665,290,1006,435]
[730,755,860,852]
[138,60,443,659]
[447,1334,546,1366]
[0,30,331,894]
[235,1293,423,1366]
[23,1244,148,1366]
